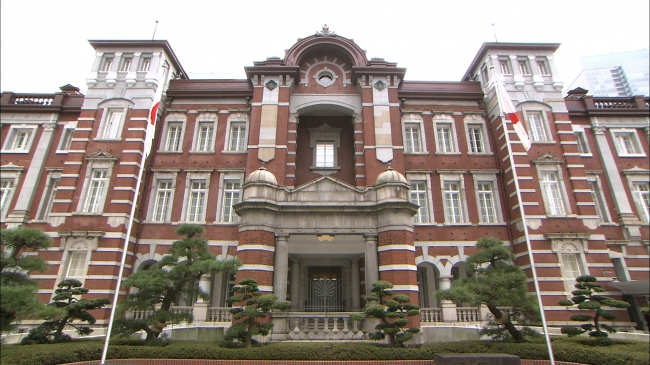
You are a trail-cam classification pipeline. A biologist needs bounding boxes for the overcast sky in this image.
[1,0,648,94]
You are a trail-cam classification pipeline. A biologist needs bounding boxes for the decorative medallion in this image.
[265,80,278,91]
[374,80,387,91]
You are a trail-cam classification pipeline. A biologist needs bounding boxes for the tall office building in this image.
[568,49,649,97]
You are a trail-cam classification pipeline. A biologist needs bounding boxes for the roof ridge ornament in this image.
[316,24,335,37]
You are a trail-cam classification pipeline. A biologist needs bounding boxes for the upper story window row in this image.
[160,112,249,154]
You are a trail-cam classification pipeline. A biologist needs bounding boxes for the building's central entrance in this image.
[306,266,344,312]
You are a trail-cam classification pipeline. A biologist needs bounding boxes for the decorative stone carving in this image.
[374,80,387,91]
[593,126,607,135]
[265,79,278,91]
[526,218,542,230]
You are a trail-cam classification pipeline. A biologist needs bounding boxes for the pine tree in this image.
[437,237,539,343]
[558,275,630,345]
[21,279,110,344]
[114,224,240,342]
[225,278,290,348]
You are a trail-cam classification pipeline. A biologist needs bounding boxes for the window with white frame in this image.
[540,171,566,216]
[309,124,341,171]
[100,56,113,72]
[574,129,591,155]
[139,56,151,72]
[66,251,88,278]
[186,179,207,222]
[193,120,215,152]
[611,129,644,157]
[402,114,426,154]
[477,182,497,223]
[36,172,60,220]
[0,179,14,213]
[221,179,241,223]
[525,111,551,142]
[152,180,174,221]
[119,55,133,72]
[77,152,116,214]
[537,60,550,75]
[464,115,490,154]
[499,59,512,74]
[58,127,75,151]
[227,121,248,152]
[164,122,183,152]
[83,169,109,213]
[434,115,458,153]
[633,183,649,222]
[2,125,37,152]
[587,174,610,223]
[440,174,468,224]
[518,59,530,75]
[556,241,587,293]
[98,109,125,139]
[0,165,23,220]
[409,180,430,223]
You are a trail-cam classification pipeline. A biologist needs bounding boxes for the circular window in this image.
[314,68,337,88]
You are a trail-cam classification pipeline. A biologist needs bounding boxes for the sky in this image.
[1,0,648,94]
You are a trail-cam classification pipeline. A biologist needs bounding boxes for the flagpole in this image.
[493,76,555,364]
[100,112,156,365]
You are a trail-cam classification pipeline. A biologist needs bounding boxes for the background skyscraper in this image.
[567,49,649,96]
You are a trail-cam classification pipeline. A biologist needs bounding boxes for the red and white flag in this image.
[144,99,160,157]
[494,81,531,151]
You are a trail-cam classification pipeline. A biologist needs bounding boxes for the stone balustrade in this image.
[273,312,365,340]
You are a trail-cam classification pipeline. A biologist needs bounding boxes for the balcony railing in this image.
[12,96,54,105]
[273,312,365,341]
[420,308,442,322]
[128,306,231,322]
[419,306,514,324]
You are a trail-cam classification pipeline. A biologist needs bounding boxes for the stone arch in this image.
[417,261,441,308]
[284,35,368,68]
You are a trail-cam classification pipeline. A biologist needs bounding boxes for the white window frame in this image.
[439,172,469,224]
[138,55,152,72]
[56,234,100,287]
[433,114,459,154]
[536,59,550,76]
[180,171,211,223]
[216,171,244,224]
[76,154,116,214]
[146,170,179,222]
[518,59,531,75]
[524,110,552,142]
[224,113,250,153]
[192,113,217,153]
[160,112,187,153]
[407,173,434,224]
[2,125,37,153]
[119,55,133,72]
[586,173,612,224]
[632,183,650,222]
[471,172,503,224]
[572,126,592,156]
[100,55,114,72]
[499,58,512,75]
[0,164,24,220]
[57,125,75,152]
[97,108,126,140]
[553,240,589,295]
[309,124,341,172]
[536,166,570,217]
[623,168,650,223]
[610,129,645,157]
[35,170,61,221]
[464,114,491,154]
[402,114,427,154]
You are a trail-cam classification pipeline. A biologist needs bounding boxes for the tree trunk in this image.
[487,304,525,343]
[244,317,255,348]
[54,316,70,338]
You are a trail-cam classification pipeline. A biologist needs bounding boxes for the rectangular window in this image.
[228,122,247,151]
[404,123,423,153]
[195,122,214,152]
[575,131,590,154]
[410,181,430,223]
[120,57,132,72]
[165,123,183,151]
[588,180,609,223]
[221,180,241,223]
[139,57,151,72]
[315,141,335,167]
[477,182,497,223]
[152,180,173,221]
[633,183,650,222]
[83,169,108,213]
[37,176,60,220]
[66,252,87,278]
[187,180,207,222]
[518,60,530,75]
[11,130,32,151]
[468,126,485,153]
[527,112,549,142]
[541,172,566,216]
[537,60,550,75]
[100,109,124,139]
[613,130,642,156]
[59,128,74,151]
[499,60,511,74]
[436,124,456,152]
[0,179,14,211]
[443,182,464,223]
[101,57,113,72]
[561,253,583,280]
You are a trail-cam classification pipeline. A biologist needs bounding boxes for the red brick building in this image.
[1,27,648,341]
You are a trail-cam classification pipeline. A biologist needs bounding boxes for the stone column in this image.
[273,235,289,301]
[364,234,379,294]
[350,257,361,310]
[290,258,300,310]
[6,119,57,223]
[439,276,458,322]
